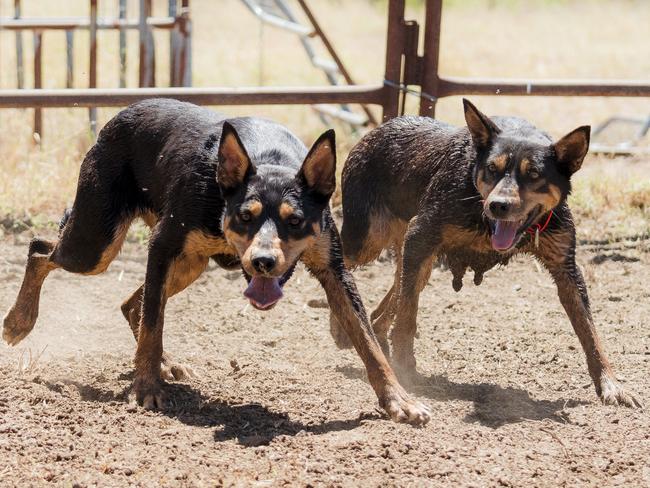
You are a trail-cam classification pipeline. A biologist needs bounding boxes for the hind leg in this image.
[331,212,397,348]
[3,239,59,345]
[371,245,402,355]
[3,208,133,347]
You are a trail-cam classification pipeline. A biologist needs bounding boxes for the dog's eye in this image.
[240,211,252,222]
[528,169,540,179]
[288,216,302,227]
[487,162,498,173]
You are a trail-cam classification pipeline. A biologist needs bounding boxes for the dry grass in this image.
[0,0,649,240]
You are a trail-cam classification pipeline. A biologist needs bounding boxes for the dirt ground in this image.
[0,228,649,487]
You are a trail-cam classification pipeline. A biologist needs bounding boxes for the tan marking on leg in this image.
[3,241,59,346]
[185,229,236,256]
[351,214,406,267]
[371,243,403,352]
[141,210,158,229]
[85,217,133,276]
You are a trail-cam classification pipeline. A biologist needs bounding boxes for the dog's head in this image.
[217,122,336,310]
[463,99,590,252]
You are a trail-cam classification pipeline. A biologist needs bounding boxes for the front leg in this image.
[537,231,641,408]
[133,238,175,410]
[302,224,430,425]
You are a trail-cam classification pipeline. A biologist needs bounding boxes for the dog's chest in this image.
[438,224,515,292]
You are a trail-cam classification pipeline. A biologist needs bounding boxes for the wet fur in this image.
[338,100,640,408]
[2,99,431,424]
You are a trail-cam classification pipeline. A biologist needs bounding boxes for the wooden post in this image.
[382,0,405,121]
[139,0,156,87]
[419,0,442,117]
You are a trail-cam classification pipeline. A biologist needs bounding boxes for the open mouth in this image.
[242,263,297,311]
[488,207,540,252]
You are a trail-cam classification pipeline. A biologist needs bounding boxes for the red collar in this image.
[526,210,553,235]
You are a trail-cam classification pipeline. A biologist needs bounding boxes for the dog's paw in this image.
[160,354,196,381]
[600,376,642,409]
[133,377,167,411]
[380,384,431,426]
[2,307,35,346]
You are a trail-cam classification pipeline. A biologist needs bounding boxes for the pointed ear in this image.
[463,98,501,148]
[552,125,590,176]
[298,129,336,198]
[217,121,256,191]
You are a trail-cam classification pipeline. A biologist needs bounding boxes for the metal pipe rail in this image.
[0,85,386,108]
[0,16,177,30]
[438,77,650,98]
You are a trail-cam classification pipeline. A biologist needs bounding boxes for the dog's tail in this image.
[58,208,72,236]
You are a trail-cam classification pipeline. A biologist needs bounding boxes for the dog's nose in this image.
[252,255,276,273]
[489,199,512,219]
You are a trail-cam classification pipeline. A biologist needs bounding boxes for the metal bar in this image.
[0,85,386,108]
[240,0,313,36]
[437,77,650,98]
[180,0,191,86]
[89,0,98,136]
[138,0,155,87]
[419,0,442,117]
[169,0,179,86]
[297,0,377,125]
[14,0,24,88]
[382,0,406,121]
[65,30,74,88]
[33,31,43,141]
[119,0,127,88]
[0,17,176,30]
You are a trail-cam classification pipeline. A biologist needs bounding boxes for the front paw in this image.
[599,375,642,408]
[380,384,431,425]
[160,353,196,381]
[3,307,36,346]
[133,376,167,410]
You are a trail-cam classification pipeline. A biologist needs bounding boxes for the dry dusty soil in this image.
[0,229,649,487]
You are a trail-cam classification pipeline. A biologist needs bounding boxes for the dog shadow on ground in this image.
[336,365,588,428]
[41,375,380,447]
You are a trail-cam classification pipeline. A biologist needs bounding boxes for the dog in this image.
[335,98,640,408]
[2,98,430,425]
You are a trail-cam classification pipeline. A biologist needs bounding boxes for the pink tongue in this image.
[244,276,283,310]
[491,220,519,250]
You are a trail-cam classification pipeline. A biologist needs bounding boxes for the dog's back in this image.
[341,116,465,265]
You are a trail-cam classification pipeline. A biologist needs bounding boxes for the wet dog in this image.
[2,99,430,424]
[336,99,640,408]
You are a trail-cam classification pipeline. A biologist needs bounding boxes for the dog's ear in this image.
[298,129,336,198]
[463,98,501,149]
[552,125,590,176]
[217,121,256,191]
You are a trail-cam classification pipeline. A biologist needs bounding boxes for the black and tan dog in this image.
[2,98,430,424]
[337,99,640,408]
